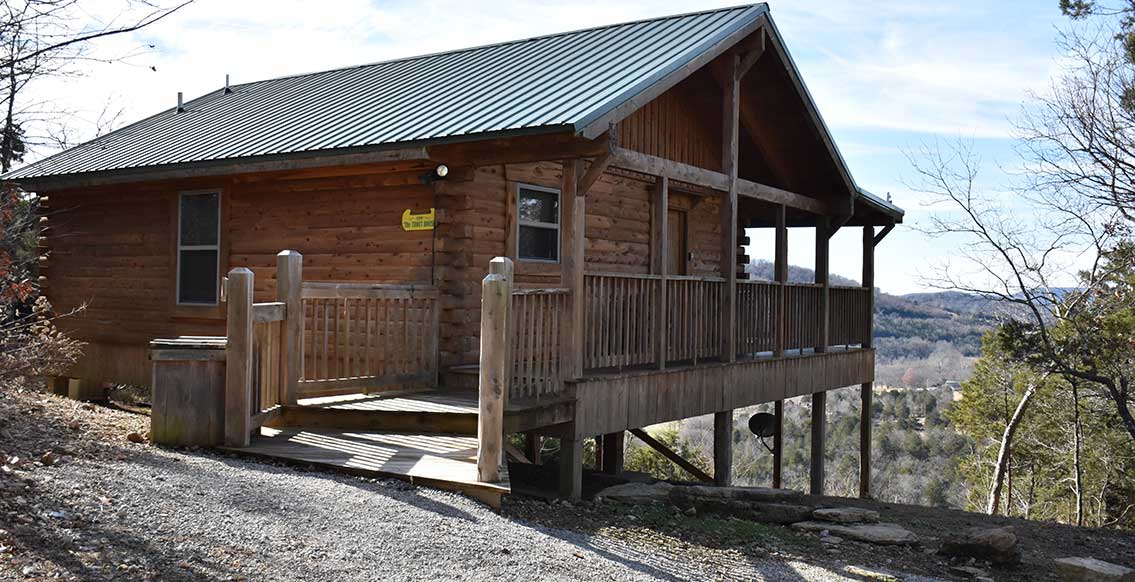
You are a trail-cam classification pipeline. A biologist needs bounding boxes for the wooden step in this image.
[224,426,509,508]
[441,364,480,390]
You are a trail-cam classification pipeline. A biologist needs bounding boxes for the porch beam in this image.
[810,390,826,495]
[773,399,784,488]
[772,205,787,489]
[815,215,830,353]
[737,27,766,78]
[601,431,625,475]
[578,152,611,197]
[714,411,733,486]
[559,435,583,500]
[607,146,827,214]
[873,222,895,246]
[630,428,714,483]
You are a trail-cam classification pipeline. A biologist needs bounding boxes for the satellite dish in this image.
[748,412,776,438]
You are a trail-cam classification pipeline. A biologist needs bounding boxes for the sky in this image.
[21,0,1072,294]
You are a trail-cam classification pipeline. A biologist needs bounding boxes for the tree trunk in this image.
[987,382,1038,515]
[1072,380,1084,527]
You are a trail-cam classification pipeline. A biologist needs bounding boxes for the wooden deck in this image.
[229,425,510,508]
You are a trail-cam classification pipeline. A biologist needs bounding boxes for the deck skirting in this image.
[571,349,874,438]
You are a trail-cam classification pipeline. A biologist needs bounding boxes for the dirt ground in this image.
[2,384,1134,581]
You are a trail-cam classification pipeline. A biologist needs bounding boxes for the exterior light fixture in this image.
[435,164,448,178]
[421,164,450,184]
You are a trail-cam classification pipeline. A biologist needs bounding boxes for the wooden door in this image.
[667,209,687,275]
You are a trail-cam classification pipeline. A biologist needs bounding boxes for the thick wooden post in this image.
[601,431,625,475]
[559,435,583,500]
[561,160,585,378]
[524,432,542,465]
[713,411,733,486]
[810,390,826,495]
[276,250,303,405]
[224,268,254,447]
[653,176,669,369]
[720,53,740,363]
[477,259,512,483]
[860,225,876,498]
[772,206,787,489]
[772,399,784,488]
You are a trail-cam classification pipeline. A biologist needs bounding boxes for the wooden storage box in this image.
[149,337,227,446]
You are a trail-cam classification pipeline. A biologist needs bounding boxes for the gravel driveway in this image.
[2,389,926,582]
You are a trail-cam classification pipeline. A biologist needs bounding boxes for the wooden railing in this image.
[511,287,569,400]
[298,282,439,397]
[584,273,660,370]
[225,262,292,447]
[784,283,823,352]
[829,285,871,347]
[736,280,777,356]
[665,276,726,364]
[249,302,286,415]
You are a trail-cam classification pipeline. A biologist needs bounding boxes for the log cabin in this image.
[3,4,902,505]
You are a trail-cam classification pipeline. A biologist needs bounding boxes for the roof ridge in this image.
[226,3,765,91]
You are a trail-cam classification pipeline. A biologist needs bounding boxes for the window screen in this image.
[177,191,220,304]
[517,185,559,261]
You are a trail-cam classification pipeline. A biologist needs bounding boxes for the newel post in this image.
[224,268,254,447]
[277,250,303,405]
[478,257,513,482]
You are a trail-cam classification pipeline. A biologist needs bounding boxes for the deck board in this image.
[229,426,509,505]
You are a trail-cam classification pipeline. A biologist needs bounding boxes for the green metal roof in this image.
[4,4,766,181]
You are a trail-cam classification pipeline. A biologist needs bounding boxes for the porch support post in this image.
[714,411,733,486]
[601,431,625,475]
[559,435,583,500]
[860,225,876,498]
[524,432,542,465]
[276,250,303,405]
[810,215,830,495]
[772,205,787,489]
[772,399,784,488]
[653,176,669,370]
[561,159,585,378]
[811,390,826,495]
[224,268,254,447]
[720,53,740,363]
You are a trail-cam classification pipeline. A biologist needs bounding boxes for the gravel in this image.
[1,388,934,581]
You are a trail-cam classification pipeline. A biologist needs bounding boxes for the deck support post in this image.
[601,431,625,475]
[860,225,876,498]
[810,390,826,495]
[224,268,254,447]
[815,215,830,353]
[714,411,733,486]
[477,258,513,483]
[772,400,784,488]
[276,250,303,405]
[525,432,542,465]
[772,205,787,489]
[559,435,583,500]
[561,159,585,378]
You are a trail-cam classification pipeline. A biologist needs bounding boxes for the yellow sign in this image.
[402,208,435,231]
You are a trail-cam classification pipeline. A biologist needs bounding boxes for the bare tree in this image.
[0,0,194,171]
[908,138,1135,443]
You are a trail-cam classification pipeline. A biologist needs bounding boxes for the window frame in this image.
[515,183,561,264]
[175,189,222,306]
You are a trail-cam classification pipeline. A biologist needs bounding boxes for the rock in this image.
[813,507,880,524]
[67,419,81,431]
[39,452,59,466]
[1054,557,1135,582]
[951,566,990,578]
[682,506,696,517]
[939,526,1020,566]
[594,481,673,504]
[844,565,899,582]
[791,521,918,546]
[820,535,844,545]
[671,484,803,503]
[126,432,146,444]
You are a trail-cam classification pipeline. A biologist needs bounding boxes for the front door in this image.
[667,209,687,275]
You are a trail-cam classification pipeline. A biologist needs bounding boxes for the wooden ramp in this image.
[229,426,510,508]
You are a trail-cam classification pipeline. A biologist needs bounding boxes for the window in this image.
[177,191,220,305]
[516,184,559,262]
